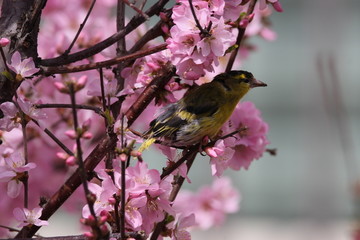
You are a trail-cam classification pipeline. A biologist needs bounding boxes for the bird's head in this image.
[214,70,267,93]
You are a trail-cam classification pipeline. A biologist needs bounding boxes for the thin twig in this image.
[21,116,29,208]
[69,84,102,238]
[111,0,127,119]
[31,119,74,156]
[128,19,166,54]
[151,148,198,240]
[188,0,209,37]
[35,103,104,117]
[39,0,170,67]
[121,0,149,20]
[15,67,175,238]
[225,0,257,72]
[122,0,149,19]
[0,47,10,72]
[99,69,108,114]
[64,0,96,55]
[120,156,128,239]
[41,43,168,75]
[160,144,198,179]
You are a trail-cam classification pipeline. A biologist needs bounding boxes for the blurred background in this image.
[38,0,360,239]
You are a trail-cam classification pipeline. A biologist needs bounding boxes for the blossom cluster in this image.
[209,101,269,176]
[81,161,240,239]
[0,0,280,237]
[166,0,282,80]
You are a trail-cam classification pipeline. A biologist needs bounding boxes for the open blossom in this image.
[0,151,36,198]
[0,102,21,131]
[170,214,196,240]
[166,0,237,80]
[13,207,48,227]
[259,0,283,12]
[210,101,269,175]
[175,177,240,229]
[8,51,40,80]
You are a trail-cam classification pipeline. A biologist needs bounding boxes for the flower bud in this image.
[54,82,69,93]
[56,152,68,160]
[65,130,77,139]
[272,1,283,12]
[82,131,93,139]
[205,147,218,158]
[84,232,94,238]
[108,197,116,205]
[0,38,10,47]
[66,156,77,166]
[119,153,127,162]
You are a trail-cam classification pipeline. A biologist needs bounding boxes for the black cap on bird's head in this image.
[228,70,267,88]
[213,70,267,90]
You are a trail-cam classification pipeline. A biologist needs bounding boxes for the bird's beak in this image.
[250,78,267,88]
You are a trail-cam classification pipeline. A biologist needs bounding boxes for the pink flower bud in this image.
[100,210,109,217]
[99,215,108,224]
[100,225,109,234]
[205,147,218,158]
[161,24,170,34]
[0,38,10,47]
[108,197,116,204]
[66,156,77,166]
[272,1,283,12]
[159,12,168,22]
[239,18,249,28]
[119,153,127,162]
[65,130,77,139]
[130,150,141,158]
[54,82,68,93]
[87,214,96,223]
[76,75,88,89]
[82,118,92,129]
[82,131,93,139]
[248,13,255,22]
[56,152,68,160]
[83,232,94,238]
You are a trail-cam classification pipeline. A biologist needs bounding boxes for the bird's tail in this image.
[138,138,156,153]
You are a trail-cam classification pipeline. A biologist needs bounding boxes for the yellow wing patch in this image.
[178,110,196,120]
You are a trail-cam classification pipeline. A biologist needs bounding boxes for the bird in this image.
[138,70,267,152]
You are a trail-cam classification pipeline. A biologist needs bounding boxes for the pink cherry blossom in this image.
[171,214,196,240]
[175,177,240,230]
[125,196,147,230]
[259,0,283,12]
[13,207,48,227]
[210,102,269,174]
[126,161,161,194]
[17,98,47,122]
[0,151,36,198]
[8,51,40,79]
[0,102,21,131]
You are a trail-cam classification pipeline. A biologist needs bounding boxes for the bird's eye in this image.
[244,79,250,83]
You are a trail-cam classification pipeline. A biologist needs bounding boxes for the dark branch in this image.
[41,43,168,75]
[39,0,170,66]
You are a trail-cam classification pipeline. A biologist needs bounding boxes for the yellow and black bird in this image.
[138,70,266,152]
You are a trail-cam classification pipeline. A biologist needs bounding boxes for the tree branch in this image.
[41,43,168,75]
[39,0,170,67]
[15,65,176,238]
[225,0,257,72]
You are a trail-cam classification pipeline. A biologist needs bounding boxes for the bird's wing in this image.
[183,83,226,117]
